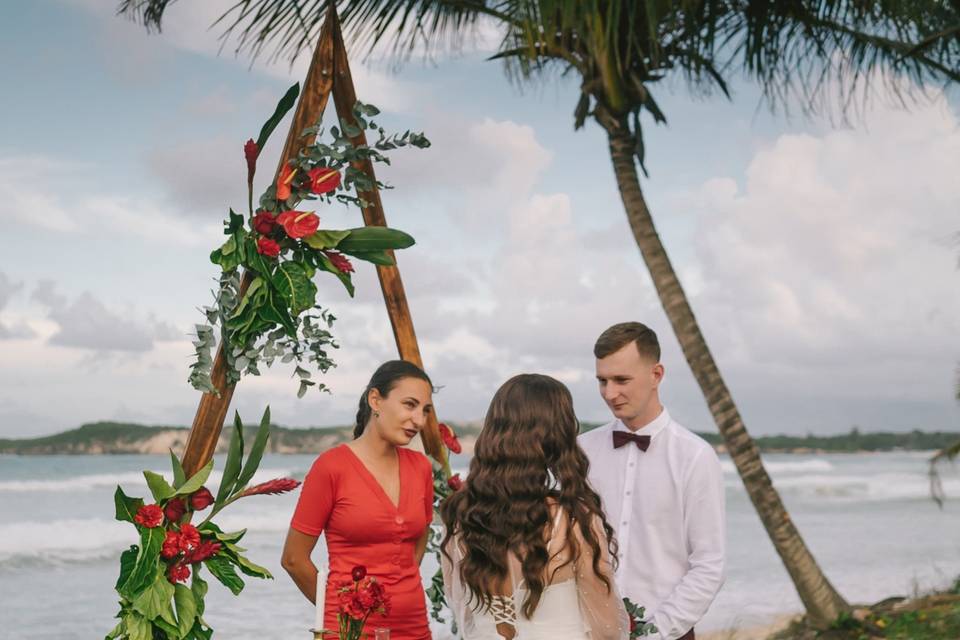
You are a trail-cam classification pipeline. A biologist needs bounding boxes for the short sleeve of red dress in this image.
[291,451,337,536]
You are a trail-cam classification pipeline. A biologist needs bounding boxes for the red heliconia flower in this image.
[351,565,367,582]
[276,210,319,239]
[168,562,191,584]
[178,523,201,552]
[161,530,181,559]
[306,166,341,195]
[237,477,301,498]
[186,539,222,564]
[438,423,462,454]
[257,236,281,258]
[252,210,276,235]
[276,163,297,201]
[244,138,259,183]
[447,473,464,492]
[134,504,163,528]
[163,497,186,523]
[324,251,354,274]
[189,486,215,511]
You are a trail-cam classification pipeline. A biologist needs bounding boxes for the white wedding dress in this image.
[442,507,630,640]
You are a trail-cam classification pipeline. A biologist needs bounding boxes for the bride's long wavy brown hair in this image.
[440,373,618,619]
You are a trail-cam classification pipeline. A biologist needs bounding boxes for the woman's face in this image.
[369,377,434,447]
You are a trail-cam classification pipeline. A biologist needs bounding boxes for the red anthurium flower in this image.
[351,565,367,582]
[178,523,201,552]
[438,423,462,454]
[186,539,222,564]
[238,477,301,498]
[276,164,297,201]
[189,487,215,511]
[161,530,181,559]
[252,210,276,235]
[244,138,258,182]
[168,562,191,584]
[447,473,464,492]
[163,498,187,523]
[257,237,281,258]
[306,166,341,195]
[134,504,163,528]
[324,251,354,274]
[276,211,319,239]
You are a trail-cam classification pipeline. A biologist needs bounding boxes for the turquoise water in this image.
[1,451,959,638]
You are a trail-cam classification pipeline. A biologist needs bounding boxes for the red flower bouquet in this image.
[321,565,391,640]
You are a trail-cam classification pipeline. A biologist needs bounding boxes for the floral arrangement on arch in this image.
[190,83,430,398]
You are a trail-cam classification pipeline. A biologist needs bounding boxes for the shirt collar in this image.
[613,407,671,440]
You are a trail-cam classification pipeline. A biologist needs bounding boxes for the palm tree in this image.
[119,0,960,626]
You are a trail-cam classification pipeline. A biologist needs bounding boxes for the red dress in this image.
[292,444,434,639]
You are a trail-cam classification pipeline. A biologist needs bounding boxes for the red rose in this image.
[276,211,319,239]
[306,166,341,195]
[244,138,259,182]
[257,236,281,258]
[186,539,222,564]
[168,562,191,584]
[276,164,297,201]
[178,523,201,552]
[351,565,367,582]
[447,473,464,492]
[324,251,354,274]
[134,504,163,528]
[163,498,186,523]
[161,530,180,559]
[189,486,215,511]
[438,423,462,454]
[252,210,276,234]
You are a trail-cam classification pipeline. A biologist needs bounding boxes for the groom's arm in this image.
[649,447,726,639]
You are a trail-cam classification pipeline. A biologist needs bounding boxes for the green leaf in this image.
[316,251,355,297]
[170,451,186,489]
[215,413,245,505]
[175,458,214,497]
[225,209,244,235]
[120,527,165,600]
[234,406,272,492]
[336,226,415,253]
[122,611,152,640]
[204,555,245,595]
[143,471,175,502]
[132,572,176,627]
[114,486,144,524]
[272,262,317,316]
[345,250,395,266]
[115,545,139,591]
[191,573,208,617]
[257,288,298,338]
[303,229,351,250]
[174,583,198,637]
[104,620,123,640]
[230,550,273,579]
[255,83,300,151]
[198,521,247,544]
[154,617,181,638]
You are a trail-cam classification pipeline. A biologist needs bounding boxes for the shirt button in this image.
[391,555,401,565]
[625,490,632,496]
[628,462,635,468]
[392,536,402,545]
[621,521,629,527]
[394,516,404,525]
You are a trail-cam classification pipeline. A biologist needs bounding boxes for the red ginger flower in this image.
[161,530,181,559]
[186,539,222,564]
[447,473,464,492]
[189,486,215,511]
[252,210,276,234]
[168,562,191,584]
[257,236,281,258]
[306,166,341,195]
[238,477,301,498]
[178,523,201,552]
[244,138,258,182]
[276,210,319,239]
[163,497,186,523]
[324,251,354,274]
[276,164,297,201]
[438,423,462,454]
[351,565,367,582]
[134,504,163,528]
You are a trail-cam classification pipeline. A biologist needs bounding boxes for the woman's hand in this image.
[281,527,321,603]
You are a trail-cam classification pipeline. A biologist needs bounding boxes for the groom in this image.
[578,322,725,640]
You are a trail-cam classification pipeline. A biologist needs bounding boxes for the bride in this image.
[440,374,630,640]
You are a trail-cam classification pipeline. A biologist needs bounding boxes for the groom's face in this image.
[596,342,664,428]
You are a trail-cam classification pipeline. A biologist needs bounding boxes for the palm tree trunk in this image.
[602,116,849,626]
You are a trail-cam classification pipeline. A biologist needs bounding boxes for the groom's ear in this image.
[651,362,665,387]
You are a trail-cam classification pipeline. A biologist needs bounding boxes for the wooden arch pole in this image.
[181,5,443,477]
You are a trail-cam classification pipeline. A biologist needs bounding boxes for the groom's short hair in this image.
[594,322,661,362]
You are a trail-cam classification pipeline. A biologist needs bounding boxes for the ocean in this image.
[1,451,959,638]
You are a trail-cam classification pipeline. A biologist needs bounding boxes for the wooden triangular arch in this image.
[180,6,444,477]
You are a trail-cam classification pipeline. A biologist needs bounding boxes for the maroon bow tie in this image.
[613,431,651,451]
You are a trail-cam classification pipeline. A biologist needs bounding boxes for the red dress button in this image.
[395,515,404,525]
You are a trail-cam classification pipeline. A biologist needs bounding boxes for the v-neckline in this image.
[342,444,404,512]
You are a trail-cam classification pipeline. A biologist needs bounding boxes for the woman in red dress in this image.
[282,360,436,639]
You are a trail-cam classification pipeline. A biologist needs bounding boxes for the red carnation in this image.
[161,530,181,559]
[340,592,367,620]
[438,423,462,454]
[178,523,201,552]
[324,251,354,274]
[186,539,222,564]
[351,565,367,582]
[276,164,297,201]
[257,236,281,258]
[276,210,319,239]
[244,138,258,183]
[189,486,215,511]
[163,497,186,523]
[306,166,341,195]
[447,473,464,492]
[168,562,191,584]
[237,477,301,498]
[252,210,276,234]
[134,504,163,528]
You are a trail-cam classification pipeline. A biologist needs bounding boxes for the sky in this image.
[0,0,958,438]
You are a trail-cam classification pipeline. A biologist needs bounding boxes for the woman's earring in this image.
[373,411,380,418]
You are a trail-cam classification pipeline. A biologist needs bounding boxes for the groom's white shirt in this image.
[578,409,725,640]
